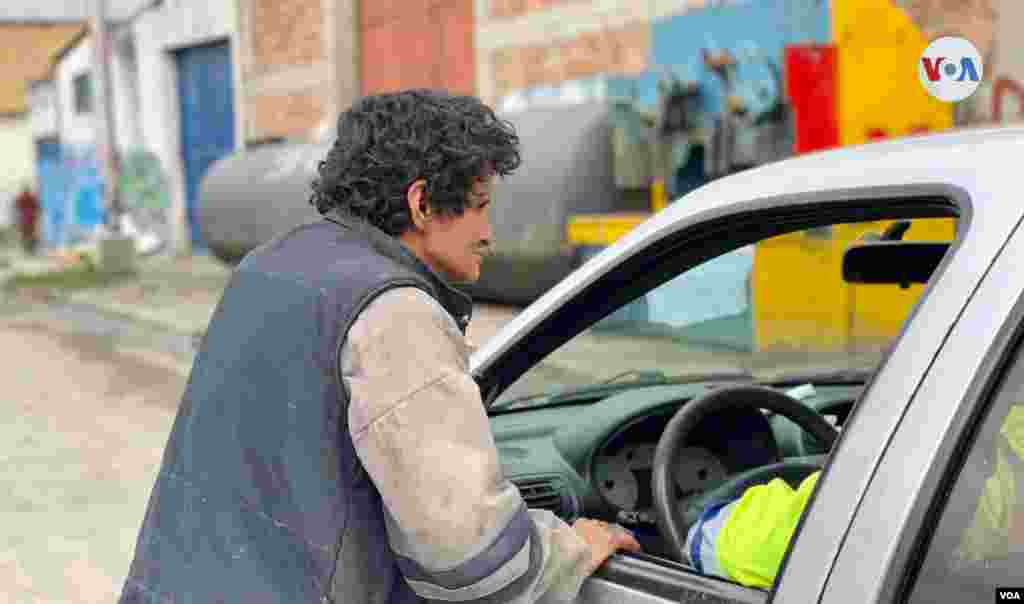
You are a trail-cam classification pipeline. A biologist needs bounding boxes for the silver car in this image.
[469,127,1024,603]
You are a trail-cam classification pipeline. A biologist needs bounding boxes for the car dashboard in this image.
[489,381,861,545]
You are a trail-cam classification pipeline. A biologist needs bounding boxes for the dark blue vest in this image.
[119,214,473,603]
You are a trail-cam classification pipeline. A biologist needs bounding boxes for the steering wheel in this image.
[651,385,840,562]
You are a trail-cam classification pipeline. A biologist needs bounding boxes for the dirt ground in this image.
[1,321,185,603]
[0,301,521,603]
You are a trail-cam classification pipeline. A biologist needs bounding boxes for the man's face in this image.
[417,175,495,283]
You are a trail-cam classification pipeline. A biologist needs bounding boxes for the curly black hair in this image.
[309,89,521,236]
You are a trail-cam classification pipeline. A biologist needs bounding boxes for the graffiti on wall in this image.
[37,144,171,254]
[506,0,828,336]
[58,145,104,247]
[991,76,1024,122]
[495,0,828,195]
[118,149,170,255]
[947,75,1024,126]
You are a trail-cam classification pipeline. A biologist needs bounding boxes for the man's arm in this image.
[342,287,612,603]
[685,472,820,589]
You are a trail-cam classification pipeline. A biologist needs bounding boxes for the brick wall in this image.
[358,0,476,96]
[490,22,649,98]
[473,0,668,105]
[251,0,325,73]
[247,89,326,141]
[898,0,997,61]
[240,0,342,142]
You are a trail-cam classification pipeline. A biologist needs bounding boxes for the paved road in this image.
[0,301,521,603]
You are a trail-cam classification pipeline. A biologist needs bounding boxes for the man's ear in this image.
[406,179,431,229]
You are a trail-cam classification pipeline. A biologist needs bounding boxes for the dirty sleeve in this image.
[342,287,593,603]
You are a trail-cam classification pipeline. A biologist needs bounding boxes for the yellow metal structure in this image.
[563,179,665,248]
[566,212,649,247]
[831,0,953,147]
[651,178,667,213]
[753,0,955,351]
[752,218,956,352]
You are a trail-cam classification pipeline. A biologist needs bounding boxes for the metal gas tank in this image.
[198,141,326,264]
[197,102,622,304]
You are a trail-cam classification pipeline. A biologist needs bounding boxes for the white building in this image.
[128,0,244,254]
[0,20,86,237]
[27,76,64,242]
[50,28,143,245]
[44,0,243,255]
[29,79,61,141]
[54,32,142,151]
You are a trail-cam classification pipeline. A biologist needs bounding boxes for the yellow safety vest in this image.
[702,406,1024,588]
[958,406,1024,562]
[714,472,820,588]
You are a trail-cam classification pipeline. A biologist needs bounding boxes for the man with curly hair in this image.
[119,90,639,604]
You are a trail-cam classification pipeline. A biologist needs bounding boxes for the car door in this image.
[472,192,1019,604]
[801,213,1024,603]
[574,203,1020,604]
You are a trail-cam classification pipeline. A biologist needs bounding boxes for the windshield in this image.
[492,218,954,410]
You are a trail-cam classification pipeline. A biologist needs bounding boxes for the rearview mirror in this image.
[842,241,950,287]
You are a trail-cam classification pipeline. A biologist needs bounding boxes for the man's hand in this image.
[572,518,643,574]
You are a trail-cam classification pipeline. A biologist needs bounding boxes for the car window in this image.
[907,336,1024,603]
[492,217,955,409]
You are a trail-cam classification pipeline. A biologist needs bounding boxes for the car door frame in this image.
[471,182,1021,602]
[583,554,766,604]
[804,213,1024,603]
[473,184,964,403]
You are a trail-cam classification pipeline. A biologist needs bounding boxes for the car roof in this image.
[471,126,1024,370]
[642,125,1023,241]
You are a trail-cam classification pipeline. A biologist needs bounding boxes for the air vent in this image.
[511,475,578,522]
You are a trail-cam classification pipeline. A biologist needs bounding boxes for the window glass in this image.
[907,333,1024,603]
[493,217,955,409]
[73,73,93,115]
[489,213,958,584]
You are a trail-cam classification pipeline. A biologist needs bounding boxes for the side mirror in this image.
[880,220,912,241]
[842,241,950,288]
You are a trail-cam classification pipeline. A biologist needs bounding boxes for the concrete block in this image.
[97,234,137,274]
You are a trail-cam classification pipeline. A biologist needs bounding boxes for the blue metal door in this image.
[34,139,65,247]
[175,40,236,249]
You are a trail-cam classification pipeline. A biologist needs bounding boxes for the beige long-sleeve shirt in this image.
[341,286,593,603]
